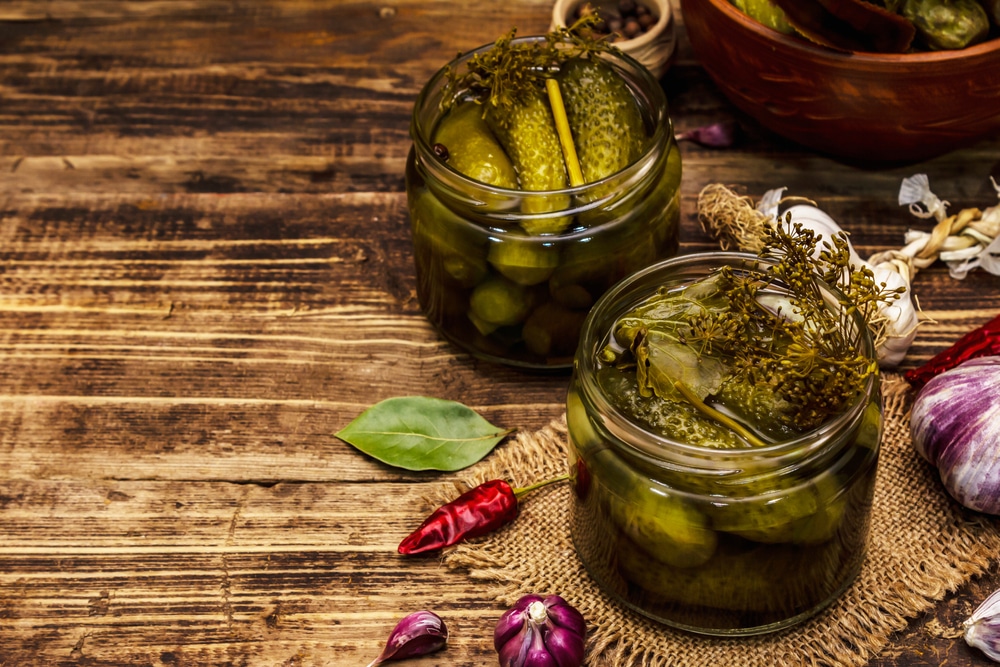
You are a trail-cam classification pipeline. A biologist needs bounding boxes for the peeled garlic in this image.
[965,588,1000,662]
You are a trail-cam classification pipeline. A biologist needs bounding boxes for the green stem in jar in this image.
[672,379,767,448]
[545,78,585,187]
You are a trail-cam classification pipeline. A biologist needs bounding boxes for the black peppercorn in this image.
[432,143,449,161]
[570,0,658,43]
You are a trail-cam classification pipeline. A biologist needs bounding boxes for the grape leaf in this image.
[635,330,728,401]
[336,396,512,471]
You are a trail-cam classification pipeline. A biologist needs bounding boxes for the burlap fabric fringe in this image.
[435,374,1000,667]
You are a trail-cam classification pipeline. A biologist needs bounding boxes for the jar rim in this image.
[409,36,673,237]
[573,251,879,470]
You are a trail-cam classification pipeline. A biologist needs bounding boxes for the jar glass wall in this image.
[405,39,681,369]
[567,252,883,635]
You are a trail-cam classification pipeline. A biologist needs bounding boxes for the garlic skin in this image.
[899,174,1000,280]
[911,356,1000,515]
[964,588,1000,662]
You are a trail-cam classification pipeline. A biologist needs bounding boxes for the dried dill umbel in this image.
[697,182,914,367]
[603,221,895,441]
[439,17,615,112]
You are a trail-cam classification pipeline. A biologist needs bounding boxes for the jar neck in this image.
[409,39,673,227]
[572,252,878,475]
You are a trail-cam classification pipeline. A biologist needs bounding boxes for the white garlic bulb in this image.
[757,189,918,368]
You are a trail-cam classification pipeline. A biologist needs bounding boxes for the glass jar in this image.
[405,38,681,369]
[566,252,883,635]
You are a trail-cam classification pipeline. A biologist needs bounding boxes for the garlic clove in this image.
[965,588,1000,662]
[365,610,448,667]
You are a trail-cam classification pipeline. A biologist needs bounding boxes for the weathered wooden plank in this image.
[0,478,513,665]
[0,396,564,481]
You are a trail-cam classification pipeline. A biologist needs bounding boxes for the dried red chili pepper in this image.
[398,476,567,556]
[905,313,1000,390]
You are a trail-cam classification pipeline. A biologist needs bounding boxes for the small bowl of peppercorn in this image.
[551,0,676,78]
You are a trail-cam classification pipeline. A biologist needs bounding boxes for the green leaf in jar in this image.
[634,329,728,401]
[336,397,512,471]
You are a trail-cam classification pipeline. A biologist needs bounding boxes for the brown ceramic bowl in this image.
[680,0,1000,163]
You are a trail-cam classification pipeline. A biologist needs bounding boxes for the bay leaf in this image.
[336,396,512,471]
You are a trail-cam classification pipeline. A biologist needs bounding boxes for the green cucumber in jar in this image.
[607,477,718,568]
[488,233,559,286]
[557,57,646,184]
[410,189,488,288]
[485,89,571,235]
[469,276,533,327]
[432,101,518,189]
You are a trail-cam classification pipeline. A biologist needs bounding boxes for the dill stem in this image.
[545,78,585,187]
[672,380,768,448]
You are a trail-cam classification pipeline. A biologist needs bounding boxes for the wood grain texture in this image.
[1,1,999,665]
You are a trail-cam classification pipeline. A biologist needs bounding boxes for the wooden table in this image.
[2,1,999,665]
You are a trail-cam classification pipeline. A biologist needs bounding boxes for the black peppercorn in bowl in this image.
[551,0,677,78]
[405,36,681,370]
[566,252,883,634]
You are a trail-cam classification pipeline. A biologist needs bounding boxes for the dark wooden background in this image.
[1,0,999,665]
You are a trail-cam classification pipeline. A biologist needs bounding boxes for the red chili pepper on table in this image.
[905,313,1000,390]
[398,476,567,556]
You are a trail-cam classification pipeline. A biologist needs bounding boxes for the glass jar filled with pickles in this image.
[567,244,885,635]
[406,28,681,369]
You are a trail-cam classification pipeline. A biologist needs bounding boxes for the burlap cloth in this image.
[436,374,1000,666]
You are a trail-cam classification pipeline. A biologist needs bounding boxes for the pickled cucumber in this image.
[488,235,559,286]
[729,0,795,33]
[558,57,646,183]
[485,90,571,235]
[902,0,990,49]
[469,276,532,326]
[715,378,801,441]
[608,479,717,568]
[597,366,746,449]
[706,472,846,545]
[410,189,488,288]
[433,101,518,189]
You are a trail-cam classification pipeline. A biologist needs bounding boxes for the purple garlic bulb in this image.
[911,356,1000,515]
[494,594,586,667]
